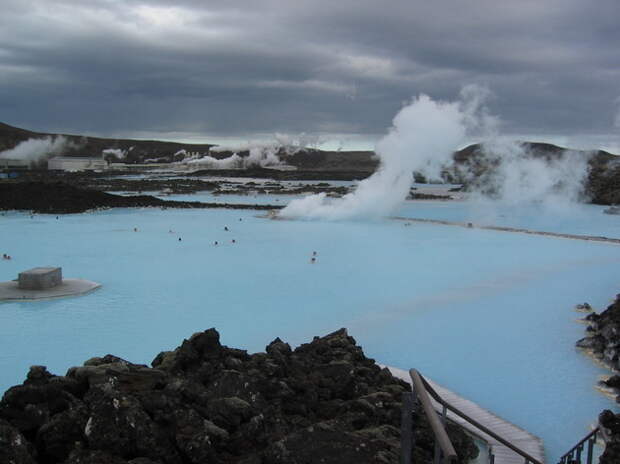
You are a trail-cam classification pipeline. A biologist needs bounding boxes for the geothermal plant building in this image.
[47,156,108,172]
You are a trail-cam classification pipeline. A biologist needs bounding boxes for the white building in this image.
[0,158,30,169]
[48,157,108,172]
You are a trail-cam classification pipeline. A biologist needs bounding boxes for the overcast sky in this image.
[1,0,619,150]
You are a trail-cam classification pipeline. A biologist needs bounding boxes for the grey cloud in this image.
[0,0,618,148]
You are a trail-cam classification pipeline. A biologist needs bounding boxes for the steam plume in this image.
[280,89,487,220]
[179,134,320,169]
[0,136,72,164]
[461,140,591,209]
[102,148,128,160]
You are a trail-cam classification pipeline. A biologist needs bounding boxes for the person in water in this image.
[224,226,229,231]
[311,257,316,263]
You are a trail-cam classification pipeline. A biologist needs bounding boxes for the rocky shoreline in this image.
[576,297,620,400]
[575,298,620,463]
[0,328,477,464]
[0,182,283,214]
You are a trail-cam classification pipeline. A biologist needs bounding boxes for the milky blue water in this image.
[1,199,619,461]
[397,200,620,238]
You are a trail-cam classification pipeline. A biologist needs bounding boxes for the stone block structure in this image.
[18,267,62,290]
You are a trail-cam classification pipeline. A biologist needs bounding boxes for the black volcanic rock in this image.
[599,410,620,464]
[0,328,477,464]
[577,294,620,463]
[576,294,620,422]
[0,181,281,213]
[577,295,620,377]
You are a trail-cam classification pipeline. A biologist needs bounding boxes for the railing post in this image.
[437,402,447,464]
[586,436,595,464]
[489,451,494,464]
[401,392,414,464]
[576,443,582,463]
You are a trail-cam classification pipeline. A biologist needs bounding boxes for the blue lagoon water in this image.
[1,199,619,460]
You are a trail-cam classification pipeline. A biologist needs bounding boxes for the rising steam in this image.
[280,86,592,220]
[102,148,129,160]
[460,140,591,209]
[0,136,72,165]
[179,133,320,169]
[280,88,488,220]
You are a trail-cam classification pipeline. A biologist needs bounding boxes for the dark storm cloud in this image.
[0,0,619,147]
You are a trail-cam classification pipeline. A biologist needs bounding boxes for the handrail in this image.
[417,372,544,464]
[409,369,457,462]
[408,369,544,464]
[557,427,599,464]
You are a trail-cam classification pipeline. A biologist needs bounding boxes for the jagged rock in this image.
[263,421,399,464]
[576,336,605,351]
[600,410,620,464]
[35,404,88,462]
[576,303,593,311]
[601,375,620,391]
[0,418,36,464]
[578,294,620,461]
[0,328,478,463]
[577,295,620,402]
[25,366,54,386]
[64,449,129,464]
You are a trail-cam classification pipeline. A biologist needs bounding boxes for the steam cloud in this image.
[280,89,487,220]
[179,133,321,169]
[0,136,72,164]
[183,145,280,169]
[102,148,128,160]
[280,86,592,220]
[461,140,591,209]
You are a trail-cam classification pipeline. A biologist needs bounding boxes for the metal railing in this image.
[557,428,600,464]
[401,368,544,464]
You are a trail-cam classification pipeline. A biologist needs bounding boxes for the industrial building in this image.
[0,158,30,169]
[47,156,108,172]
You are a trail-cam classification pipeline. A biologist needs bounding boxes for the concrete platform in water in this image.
[0,278,101,302]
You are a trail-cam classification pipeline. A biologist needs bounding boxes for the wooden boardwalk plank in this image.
[385,366,546,464]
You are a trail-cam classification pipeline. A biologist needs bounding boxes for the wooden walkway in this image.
[385,366,546,464]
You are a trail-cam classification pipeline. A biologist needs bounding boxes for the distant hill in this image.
[0,121,377,170]
[0,121,217,164]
